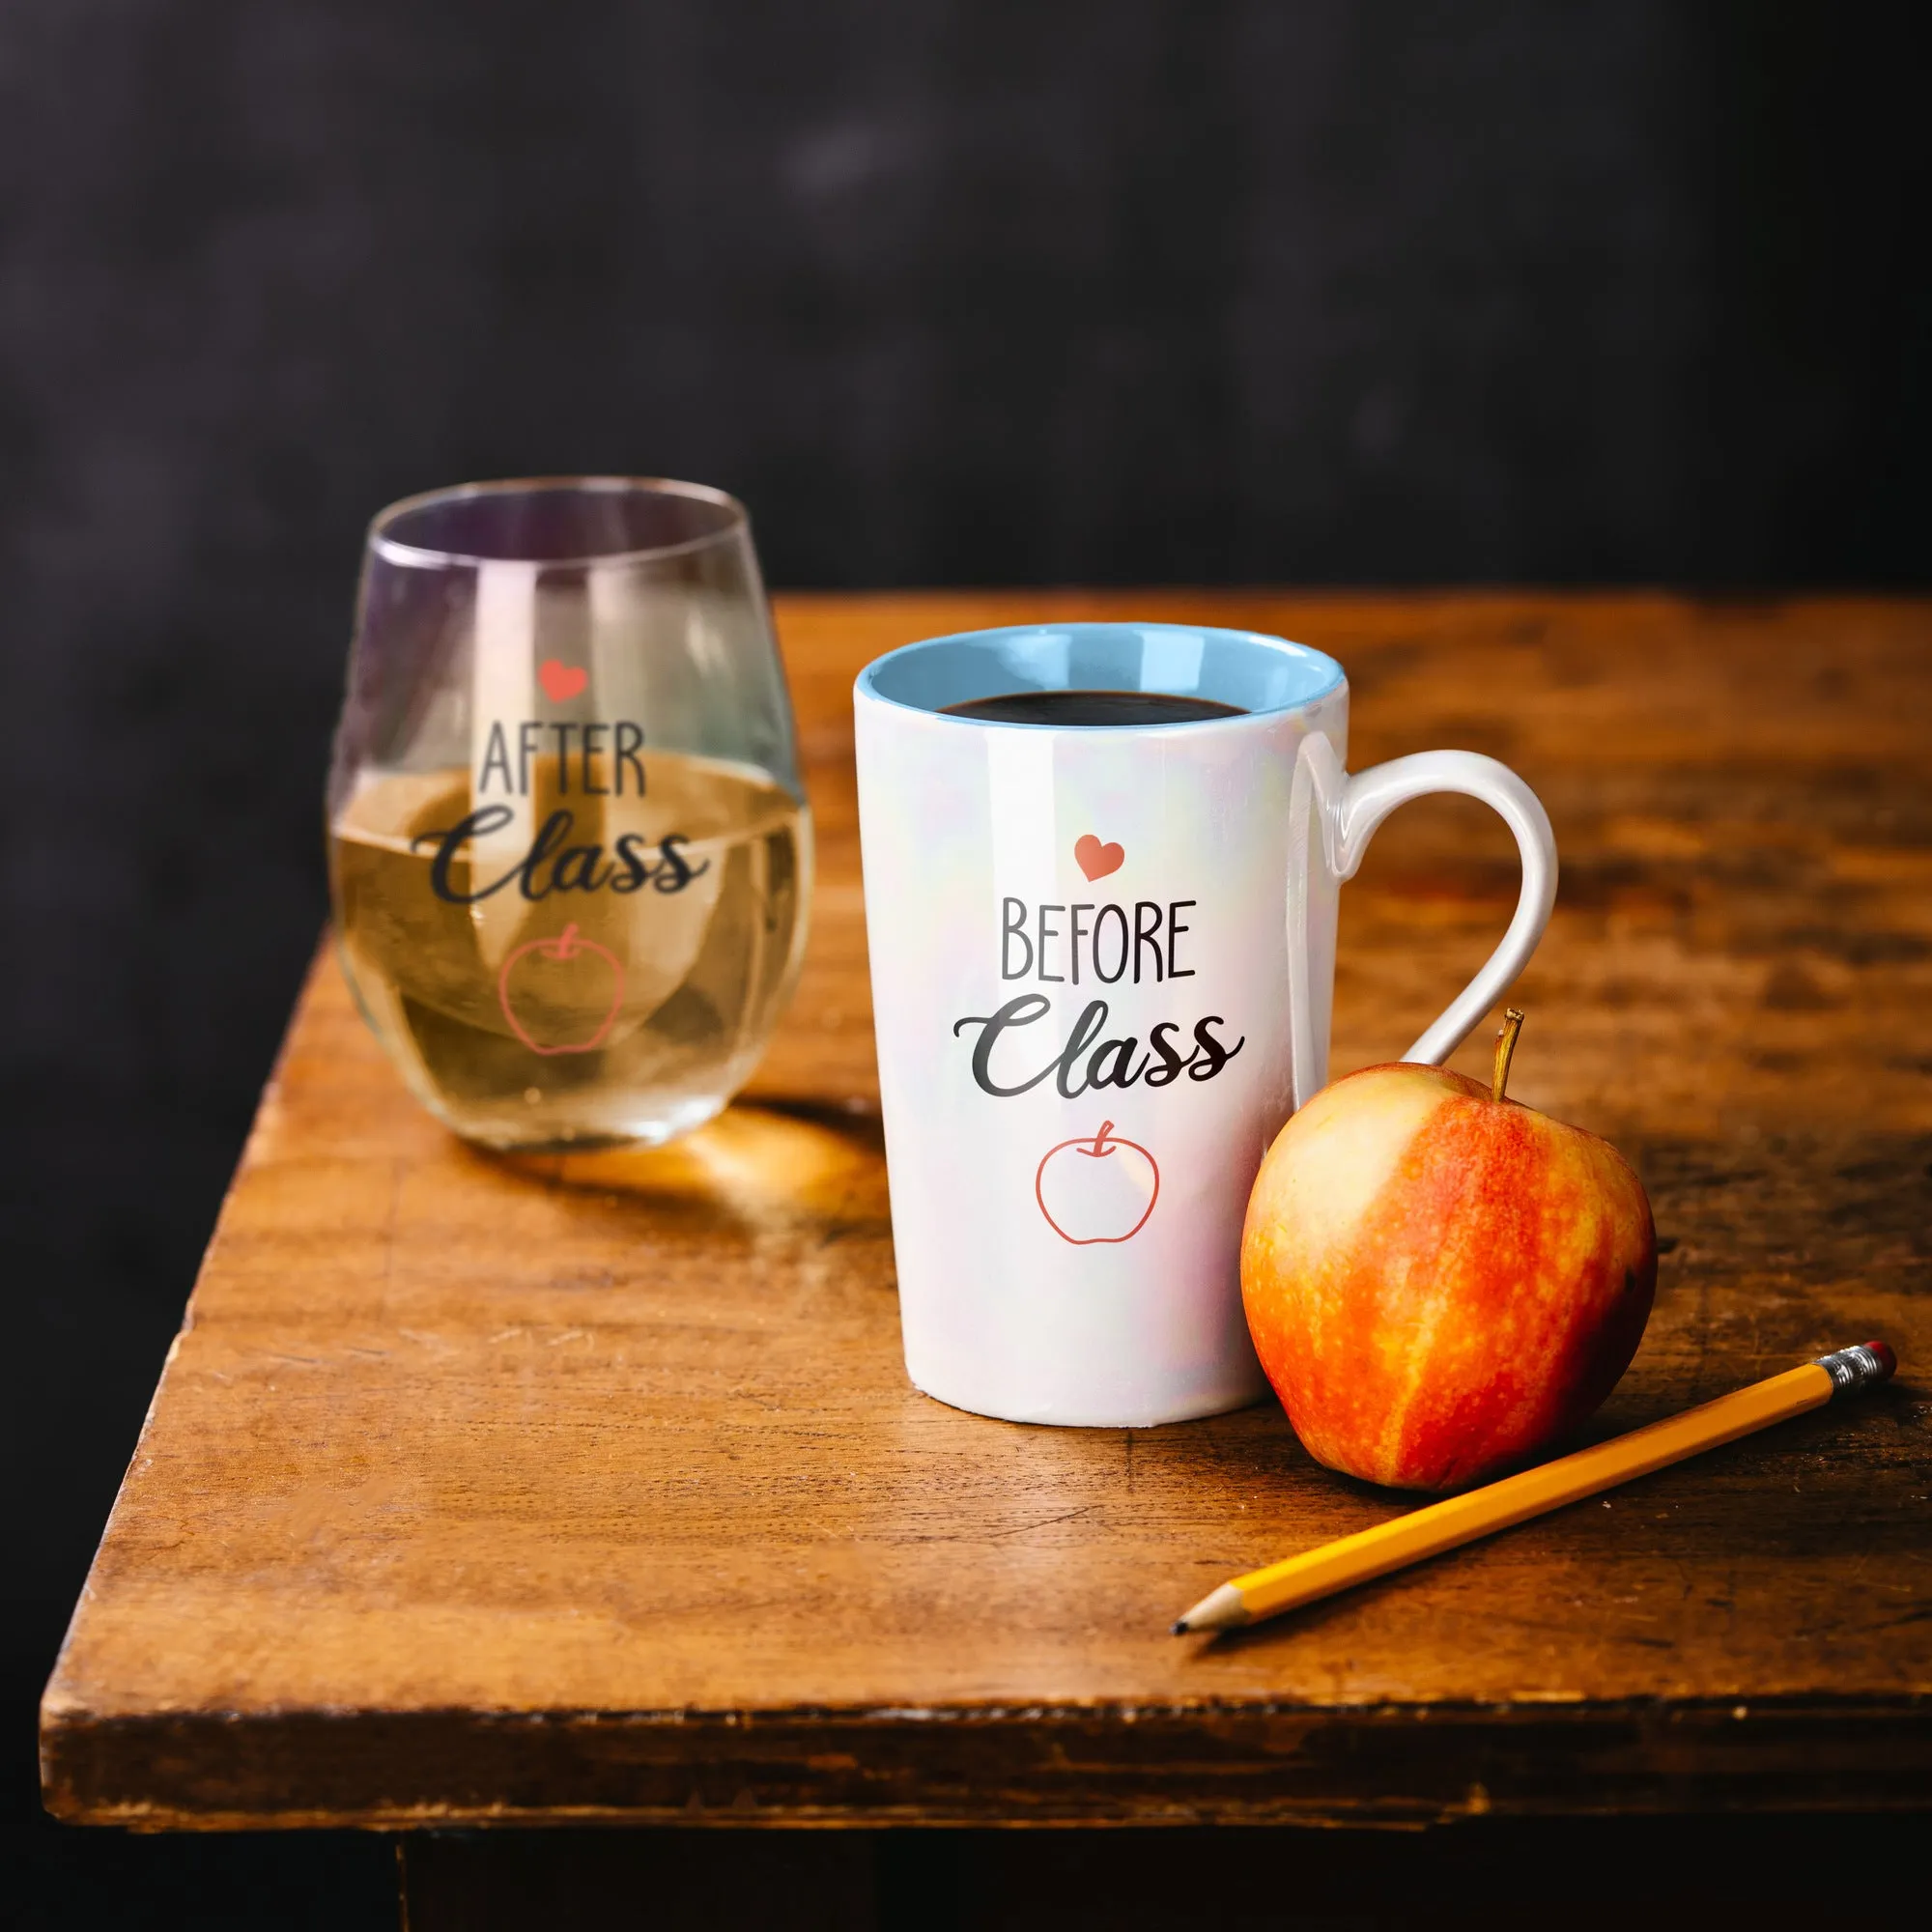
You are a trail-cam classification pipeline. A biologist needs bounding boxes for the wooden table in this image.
[42,595,1932,1852]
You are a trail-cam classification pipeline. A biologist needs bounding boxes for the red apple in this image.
[497,922,626,1056]
[1036,1121,1160,1245]
[1240,1013,1656,1491]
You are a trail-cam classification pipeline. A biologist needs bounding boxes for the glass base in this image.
[435,1089,730,1154]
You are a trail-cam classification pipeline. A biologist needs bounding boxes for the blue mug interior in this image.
[857,622,1345,721]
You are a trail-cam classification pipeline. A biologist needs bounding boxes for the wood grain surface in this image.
[41,593,1932,1828]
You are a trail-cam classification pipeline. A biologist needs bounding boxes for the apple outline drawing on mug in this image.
[1035,1121,1160,1245]
[497,922,625,1056]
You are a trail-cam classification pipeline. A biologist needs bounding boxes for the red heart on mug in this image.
[539,659,588,703]
[1074,833,1124,881]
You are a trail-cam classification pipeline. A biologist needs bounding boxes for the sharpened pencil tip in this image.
[1171,1582,1248,1634]
[1171,1621,1187,1635]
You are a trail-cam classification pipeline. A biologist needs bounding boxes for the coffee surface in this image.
[939,689,1246,726]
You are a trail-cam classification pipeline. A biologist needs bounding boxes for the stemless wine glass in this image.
[327,477,811,1151]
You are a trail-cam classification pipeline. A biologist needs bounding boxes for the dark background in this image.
[3,2,1926,1923]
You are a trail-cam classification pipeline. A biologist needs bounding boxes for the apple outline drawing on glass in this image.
[497,922,626,1056]
[1074,833,1124,882]
[538,658,588,703]
[1035,1121,1160,1245]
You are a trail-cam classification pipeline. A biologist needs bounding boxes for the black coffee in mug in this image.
[939,689,1247,727]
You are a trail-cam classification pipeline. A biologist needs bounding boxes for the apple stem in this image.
[1093,1121,1115,1153]
[1492,1008,1525,1102]
[554,922,581,959]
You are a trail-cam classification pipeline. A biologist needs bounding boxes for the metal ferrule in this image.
[1813,1343,1891,1395]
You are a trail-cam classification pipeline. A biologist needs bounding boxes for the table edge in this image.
[42,1692,1932,1830]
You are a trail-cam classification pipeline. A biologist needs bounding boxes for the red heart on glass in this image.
[539,659,587,703]
[1074,833,1124,881]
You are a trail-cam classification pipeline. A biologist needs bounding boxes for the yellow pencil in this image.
[1173,1341,1896,1634]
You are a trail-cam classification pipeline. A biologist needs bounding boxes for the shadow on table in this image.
[484,1101,893,1245]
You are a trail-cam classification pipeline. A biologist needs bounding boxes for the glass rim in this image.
[366,474,750,569]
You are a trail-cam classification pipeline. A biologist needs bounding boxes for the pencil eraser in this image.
[1865,1340,1897,1382]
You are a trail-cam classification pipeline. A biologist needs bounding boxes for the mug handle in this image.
[1289,733,1558,1108]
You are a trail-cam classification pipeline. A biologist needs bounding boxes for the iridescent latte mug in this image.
[855,622,1556,1428]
